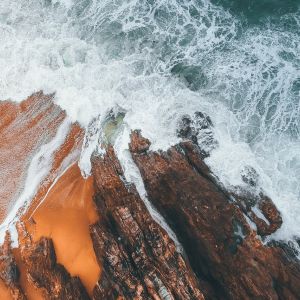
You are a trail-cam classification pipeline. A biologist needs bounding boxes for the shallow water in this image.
[0,0,299,247]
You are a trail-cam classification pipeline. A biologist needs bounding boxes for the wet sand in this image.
[23,163,100,296]
[13,248,44,300]
[0,94,100,297]
[0,281,12,300]
[0,93,65,222]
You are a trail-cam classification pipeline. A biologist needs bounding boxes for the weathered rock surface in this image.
[130,130,300,300]
[177,112,217,158]
[18,226,90,300]
[232,191,283,237]
[1,92,300,300]
[90,145,205,300]
[177,112,283,238]
[0,233,26,300]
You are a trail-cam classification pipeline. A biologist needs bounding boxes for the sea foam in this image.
[0,0,299,247]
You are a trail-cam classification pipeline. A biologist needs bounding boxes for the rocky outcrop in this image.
[176,111,217,158]
[18,225,90,300]
[1,93,300,299]
[22,163,99,296]
[176,111,283,238]
[130,130,300,299]
[232,191,283,237]
[90,145,205,299]
[0,233,26,300]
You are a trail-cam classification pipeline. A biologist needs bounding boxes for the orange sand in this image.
[0,93,100,297]
[24,123,84,219]
[24,163,100,296]
[0,281,12,300]
[12,248,44,300]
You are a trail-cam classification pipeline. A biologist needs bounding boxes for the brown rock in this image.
[259,195,283,234]
[90,145,205,300]
[128,129,151,154]
[18,225,90,300]
[130,130,300,299]
[231,192,283,237]
[92,271,118,300]
[23,163,100,296]
[91,221,144,299]
[0,233,26,300]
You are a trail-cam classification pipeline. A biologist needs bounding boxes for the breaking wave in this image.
[0,0,299,245]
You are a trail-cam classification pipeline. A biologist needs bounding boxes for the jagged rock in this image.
[0,90,297,300]
[259,195,283,233]
[92,271,118,300]
[90,145,205,300]
[91,222,145,299]
[247,194,283,237]
[129,129,151,154]
[240,165,259,187]
[177,112,282,237]
[227,163,283,237]
[130,130,300,300]
[0,232,26,300]
[231,191,283,237]
[18,225,90,300]
[177,112,217,157]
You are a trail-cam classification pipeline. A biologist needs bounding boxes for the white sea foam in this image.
[0,118,72,246]
[0,0,299,246]
[114,125,183,252]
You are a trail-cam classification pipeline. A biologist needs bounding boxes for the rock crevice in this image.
[90,146,205,299]
[129,130,300,300]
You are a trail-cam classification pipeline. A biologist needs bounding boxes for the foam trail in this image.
[114,126,183,253]
[0,118,72,246]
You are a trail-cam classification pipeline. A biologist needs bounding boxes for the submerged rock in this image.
[240,165,260,187]
[177,111,217,157]
[103,109,126,145]
[171,63,208,91]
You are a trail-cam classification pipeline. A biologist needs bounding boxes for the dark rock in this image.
[130,130,300,300]
[90,145,206,300]
[231,191,283,237]
[241,165,259,187]
[92,271,119,300]
[18,226,90,300]
[177,112,217,157]
[0,232,26,300]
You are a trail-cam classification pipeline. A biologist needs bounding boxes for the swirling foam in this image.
[0,0,299,245]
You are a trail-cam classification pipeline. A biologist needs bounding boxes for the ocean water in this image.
[0,0,299,247]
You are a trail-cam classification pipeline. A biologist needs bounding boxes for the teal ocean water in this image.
[0,1,299,249]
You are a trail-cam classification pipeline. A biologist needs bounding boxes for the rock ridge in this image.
[0,94,300,299]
